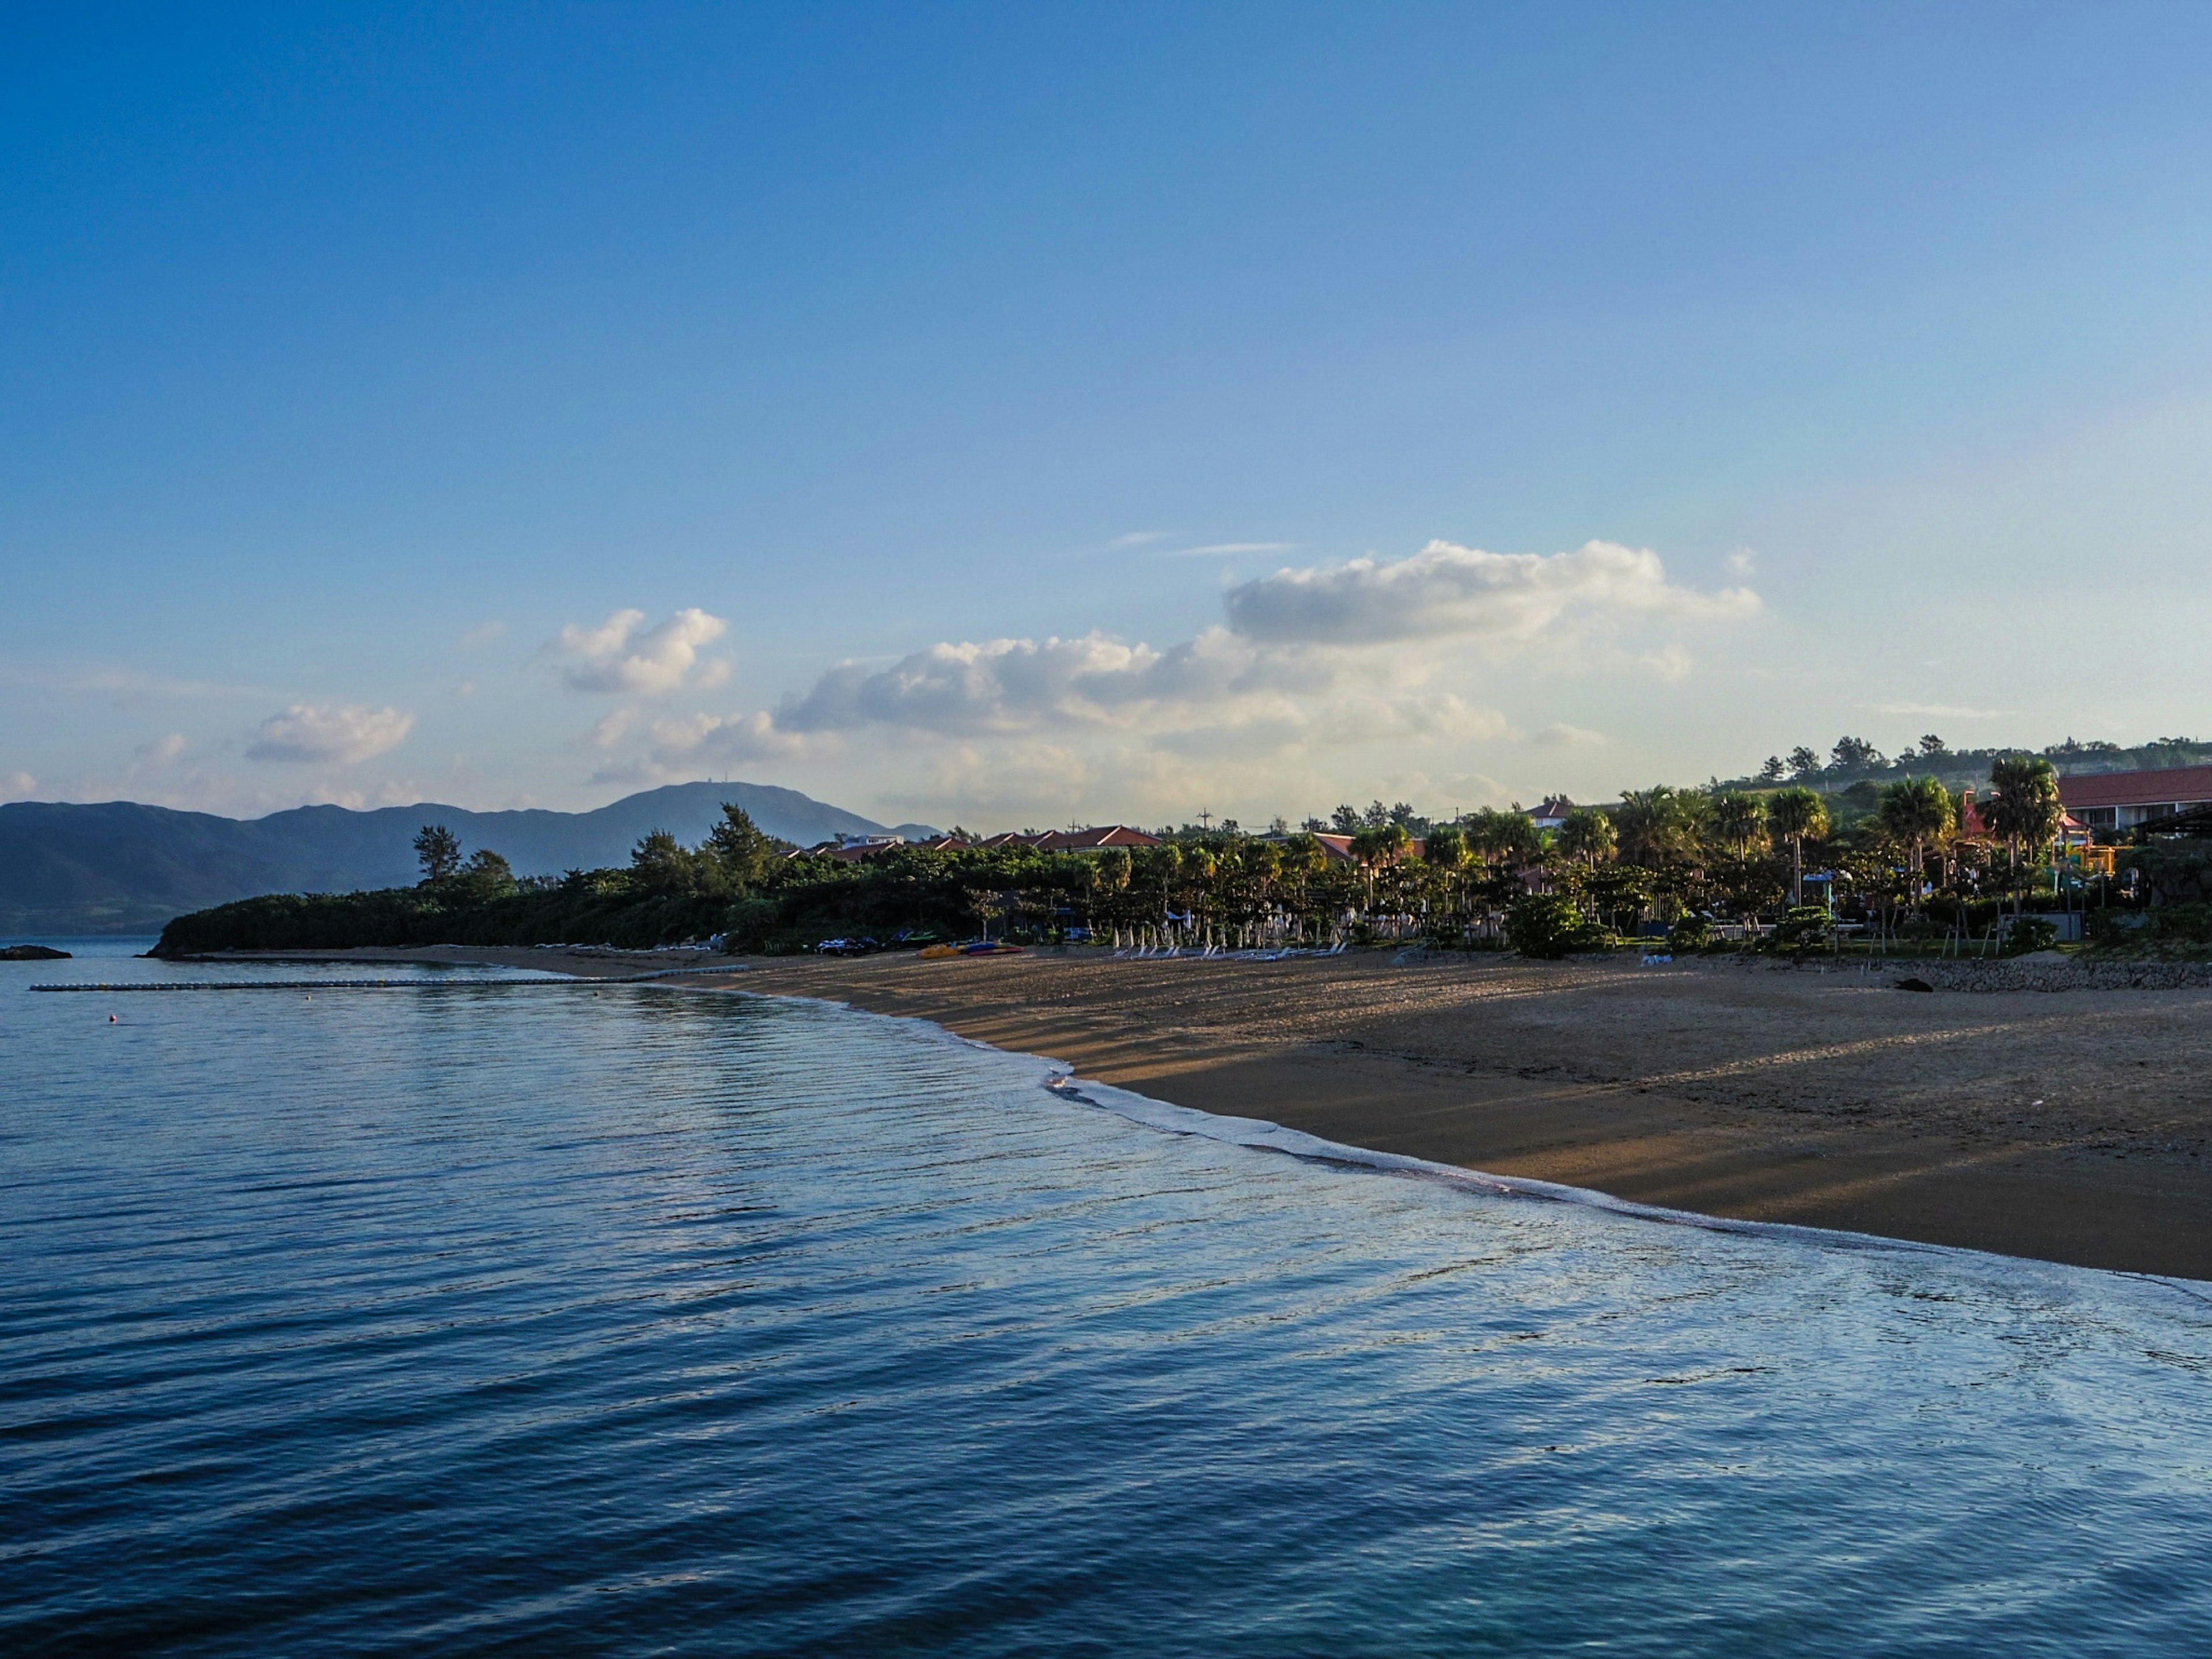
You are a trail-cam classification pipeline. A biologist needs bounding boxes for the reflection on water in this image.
[5,955,2210,1656]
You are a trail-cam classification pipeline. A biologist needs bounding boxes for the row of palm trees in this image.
[896,754,2084,949]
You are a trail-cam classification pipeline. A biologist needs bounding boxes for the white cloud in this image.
[1,770,36,801]
[648,709,815,764]
[771,628,1298,737]
[1726,547,1758,574]
[460,620,506,647]
[1156,540,1297,558]
[1308,694,1510,746]
[1875,702,2011,719]
[1535,722,1607,747]
[1222,540,1760,646]
[549,608,729,695]
[570,536,1753,819]
[135,732,188,764]
[245,704,415,764]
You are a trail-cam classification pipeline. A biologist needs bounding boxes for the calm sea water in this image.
[6,944,2212,1656]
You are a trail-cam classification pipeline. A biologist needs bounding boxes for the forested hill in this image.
[1717,736,2212,795]
[0,781,938,937]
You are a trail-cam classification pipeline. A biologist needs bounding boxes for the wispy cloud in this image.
[1152,541,1297,558]
[1874,702,2011,719]
[1534,722,1607,747]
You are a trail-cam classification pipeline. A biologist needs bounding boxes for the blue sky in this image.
[8,3,2212,825]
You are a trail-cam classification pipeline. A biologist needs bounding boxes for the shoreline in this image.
[203,944,2212,1281]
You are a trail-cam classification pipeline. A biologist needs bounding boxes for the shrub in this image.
[1666,915,1714,953]
[1770,907,1832,950]
[1505,894,1608,959]
[2004,916,2058,955]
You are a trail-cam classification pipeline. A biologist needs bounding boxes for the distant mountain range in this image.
[0,782,940,937]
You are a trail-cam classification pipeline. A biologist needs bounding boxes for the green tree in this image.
[1464,807,1540,869]
[1877,776,1956,904]
[705,804,781,889]
[1983,756,2063,918]
[1555,806,1616,868]
[1421,824,1468,872]
[630,828,697,895]
[1767,786,1829,908]
[1614,786,1707,868]
[414,824,462,884]
[1787,745,1821,778]
[1710,790,1768,855]
[450,848,517,903]
[1349,821,1412,867]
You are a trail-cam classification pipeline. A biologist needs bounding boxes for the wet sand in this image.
[247,945,2212,1280]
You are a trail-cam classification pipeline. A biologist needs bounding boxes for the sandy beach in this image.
[245,944,2212,1279]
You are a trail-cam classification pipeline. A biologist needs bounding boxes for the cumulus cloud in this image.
[550,608,729,695]
[2,770,36,801]
[1221,540,1759,646]
[245,704,415,764]
[573,537,1760,814]
[772,628,1304,737]
[135,732,188,764]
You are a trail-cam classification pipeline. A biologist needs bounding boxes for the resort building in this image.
[1526,796,1575,831]
[881,826,1164,855]
[2054,767,2212,832]
[1031,825,1163,853]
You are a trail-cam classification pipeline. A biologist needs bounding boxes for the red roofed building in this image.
[2055,767,2212,832]
[1305,832,1426,863]
[1032,825,1162,852]
[797,834,907,863]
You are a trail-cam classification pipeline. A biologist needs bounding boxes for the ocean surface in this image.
[6,942,2212,1656]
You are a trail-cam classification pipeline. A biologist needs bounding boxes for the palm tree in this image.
[1983,756,2064,920]
[1767,786,1829,908]
[1710,791,1768,855]
[1556,806,1616,868]
[1876,776,1956,922]
[1422,825,1469,933]
[1614,786,1705,868]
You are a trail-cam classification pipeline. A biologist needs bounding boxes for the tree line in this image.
[156,756,2100,959]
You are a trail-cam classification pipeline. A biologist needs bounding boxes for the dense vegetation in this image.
[156,757,2179,959]
[1715,731,2212,802]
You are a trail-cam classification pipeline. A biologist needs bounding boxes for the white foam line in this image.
[705,983,2209,1290]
